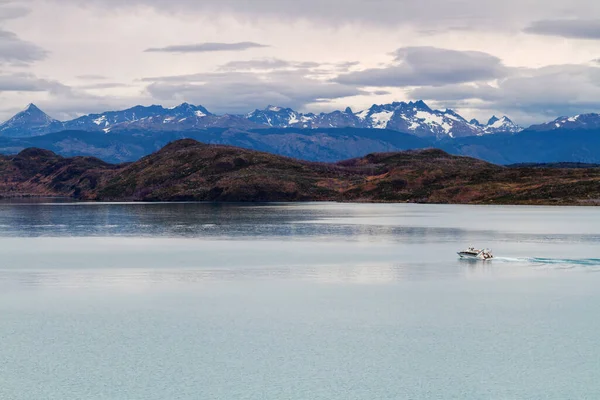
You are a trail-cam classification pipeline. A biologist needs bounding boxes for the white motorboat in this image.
[457,247,493,260]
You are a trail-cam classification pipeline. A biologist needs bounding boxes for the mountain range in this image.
[1,101,600,166]
[0,101,521,139]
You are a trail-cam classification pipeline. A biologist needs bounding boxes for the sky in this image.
[0,0,600,125]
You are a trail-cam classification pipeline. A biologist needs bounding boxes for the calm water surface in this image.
[1,202,599,399]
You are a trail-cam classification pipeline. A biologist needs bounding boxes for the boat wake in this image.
[492,257,600,270]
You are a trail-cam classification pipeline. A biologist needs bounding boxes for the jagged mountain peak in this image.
[443,108,462,117]
[410,100,432,111]
[24,103,43,112]
[483,115,521,134]
[168,103,211,116]
[487,115,500,125]
[0,103,62,138]
[16,103,54,119]
[353,100,482,138]
[2,103,56,125]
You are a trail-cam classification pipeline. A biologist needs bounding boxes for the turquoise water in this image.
[1,202,599,399]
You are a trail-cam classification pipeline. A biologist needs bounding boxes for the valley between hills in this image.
[1,139,599,205]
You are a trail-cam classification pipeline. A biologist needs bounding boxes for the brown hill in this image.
[95,139,362,201]
[1,139,599,205]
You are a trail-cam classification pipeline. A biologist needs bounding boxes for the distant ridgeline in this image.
[0,102,599,164]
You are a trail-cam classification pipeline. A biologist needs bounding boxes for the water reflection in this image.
[0,202,599,244]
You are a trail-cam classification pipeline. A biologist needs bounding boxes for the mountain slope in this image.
[0,147,117,197]
[0,104,65,138]
[2,125,600,165]
[96,140,360,201]
[481,116,521,134]
[528,113,600,132]
[442,128,600,164]
[63,103,218,132]
[0,127,434,163]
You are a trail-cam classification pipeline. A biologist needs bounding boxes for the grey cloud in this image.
[0,5,30,21]
[143,69,365,113]
[0,73,65,92]
[31,97,152,122]
[0,29,48,64]
[145,42,269,53]
[220,58,290,71]
[76,74,109,80]
[410,83,502,102]
[77,82,131,89]
[219,58,321,71]
[524,19,600,39]
[53,0,600,31]
[409,64,600,124]
[371,90,392,96]
[335,61,360,69]
[336,47,507,87]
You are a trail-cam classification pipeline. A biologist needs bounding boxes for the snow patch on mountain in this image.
[482,116,521,134]
[529,113,600,132]
[370,111,393,129]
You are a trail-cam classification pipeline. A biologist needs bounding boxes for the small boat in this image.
[457,247,493,260]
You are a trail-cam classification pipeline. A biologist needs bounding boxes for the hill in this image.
[1,139,599,205]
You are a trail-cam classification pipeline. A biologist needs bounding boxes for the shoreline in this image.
[1,194,598,207]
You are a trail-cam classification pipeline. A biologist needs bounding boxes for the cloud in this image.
[524,19,600,39]
[0,29,48,64]
[0,4,30,21]
[50,0,600,31]
[76,74,109,80]
[335,61,361,69]
[76,82,131,89]
[336,47,507,87]
[409,64,600,124]
[371,90,392,96]
[217,59,361,77]
[218,58,321,71]
[0,72,66,92]
[142,69,366,113]
[144,41,269,53]
[219,58,290,71]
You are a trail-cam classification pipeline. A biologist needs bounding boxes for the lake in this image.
[1,202,599,399]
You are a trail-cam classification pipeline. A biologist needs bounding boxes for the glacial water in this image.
[1,201,599,399]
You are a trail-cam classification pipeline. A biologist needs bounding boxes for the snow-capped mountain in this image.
[64,103,214,132]
[246,106,304,127]
[0,104,65,138]
[0,100,524,139]
[470,116,521,134]
[354,101,481,138]
[246,101,521,138]
[528,114,600,132]
[246,106,359,129]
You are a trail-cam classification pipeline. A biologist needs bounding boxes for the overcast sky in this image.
[1,0,599,125]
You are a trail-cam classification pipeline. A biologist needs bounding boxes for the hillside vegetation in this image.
[1,139,599,205]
